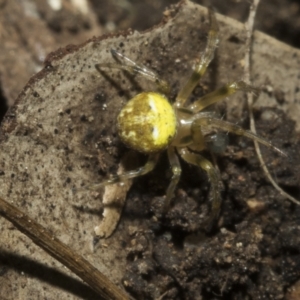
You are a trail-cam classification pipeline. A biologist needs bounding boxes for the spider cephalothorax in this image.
[91,9,283,226]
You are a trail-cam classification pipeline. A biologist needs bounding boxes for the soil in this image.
[0,1,299,300]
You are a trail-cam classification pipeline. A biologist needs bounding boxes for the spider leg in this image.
[164,146,182,211]
[95,49,170,95]
[188,81,259,112]
[194,116,286,156]
[74,153,160,192]
[189,121,206,151]
[178,148,222,226]
[175,9,219,107]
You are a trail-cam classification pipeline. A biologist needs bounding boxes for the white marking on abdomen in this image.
[148,97,157,113]
[152,126,159,140]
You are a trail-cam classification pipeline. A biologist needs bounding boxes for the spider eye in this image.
[117,92,177,153]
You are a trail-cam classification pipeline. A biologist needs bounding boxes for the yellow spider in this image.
[91,9,283,226]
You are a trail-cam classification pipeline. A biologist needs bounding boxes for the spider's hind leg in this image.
[95,49,170,95]
[75,153,160,192]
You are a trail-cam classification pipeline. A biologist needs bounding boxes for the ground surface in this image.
[0,1,299,299]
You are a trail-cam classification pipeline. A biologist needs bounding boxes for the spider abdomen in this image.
[117,92,177,153]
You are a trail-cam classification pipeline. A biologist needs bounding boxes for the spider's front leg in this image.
[194,116,285,156]
[95,49,170,95]
[175,9,219,107]
[188,81,259,112]
[178,148,222,228]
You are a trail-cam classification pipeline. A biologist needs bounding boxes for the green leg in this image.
[190,121,206,152]
[193,116,285,156]
[175,9,219,107]
[188,81,259,112]
[76,153,160,192]
[178,148,222,226]
[164,147,182,211]
[96,49,170,95]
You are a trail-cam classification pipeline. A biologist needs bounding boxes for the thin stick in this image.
[244,0,300,205]
[0,196,131,300]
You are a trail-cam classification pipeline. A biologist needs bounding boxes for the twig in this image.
[0,196,131,300]
[244,0,300,205]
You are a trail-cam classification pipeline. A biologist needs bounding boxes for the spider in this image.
[90,9,283,227]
